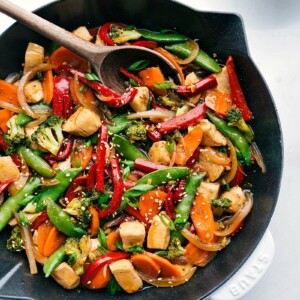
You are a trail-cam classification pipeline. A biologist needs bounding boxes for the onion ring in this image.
[174,39,199,65]
[200,147,231,166]
[221,139,238,184]
[251,142,266,174]
[0,100,24,113]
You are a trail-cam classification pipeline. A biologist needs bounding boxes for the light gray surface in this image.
[0,0,299,299]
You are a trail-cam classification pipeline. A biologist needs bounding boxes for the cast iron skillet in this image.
[0,0,283,299]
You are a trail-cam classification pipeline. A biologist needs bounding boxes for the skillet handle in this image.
[206,229,275,300]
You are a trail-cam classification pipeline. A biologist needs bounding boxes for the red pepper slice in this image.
[104,87,138,108]
[31,210,49,231]
[158,102,207,134]
[81,252,130,287]
[98,155,124,218]
[119,67,144,86]
[231,164,245,187]
[87,163,97,193]
[96,122,108,192]
[0,134,8,152]
[185,146,200,169]
[131,40,158,49]
[0,178,14,195]
[53,75,70,117]
[147,128,162,142]
[134,158,168,173]
[226,56,253,121]
[172,179,186,203]
[64,175,88,204]
[44,136,73,162]
[99,22,116,46]
[10,153,22,168]
[123,179,136,190]
[176,75,217,97]
[125,205,150,230]
[164,187,175,219]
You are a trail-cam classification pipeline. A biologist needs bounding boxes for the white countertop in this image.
[0,1,299,299]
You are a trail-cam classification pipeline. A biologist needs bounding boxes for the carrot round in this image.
[131,253,161,278]
[0,80,19,106]
[37,221,53,256]
[86,264,111,289]
[43,225,66,257]
[0,109,14,133]
[88,206,100,237]
[138,190,167,221]
[42,69,54,104]
[106,230,122,252]
[190,193,215,243]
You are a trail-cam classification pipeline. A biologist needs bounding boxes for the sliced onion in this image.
[0,100,24,113]
[221,139,238,184]
[181,228,229,251]
[103,214,126,230]
[251,142,266,174]
[201,147,231,166]
[214,191,253,237]
[126,109,175,120]
[174,39,199,65]
[8,158,30,195]
[138,266,197,287]
[26,115,48,128]
[18,63,52,118]
[5,71,22,84]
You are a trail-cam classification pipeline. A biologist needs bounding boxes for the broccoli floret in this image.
[125,122,147,143]
[6,225,24,252]
[166,237,186,260]
[210,197,232,217]
[31,116,63,155]
[4,115,26,151]
[226,108,254,143]
[110,25,142,44]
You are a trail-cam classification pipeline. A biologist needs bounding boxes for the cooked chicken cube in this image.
[147,214,170,250]
[24,42,44,73]
[199,119,227,147]
[213,67,231,94]
[24,80,44,103]
[0,156,20,183]
[119,221,146,250]
[72,26,93,41]
[148,141,171,165]
[62,107,101,137]
[51,262,80,289]
[221,186,246,213]
[198,181,221,202]
[185,72,201,104]
[109,259,143,293]
[129,86,149,112]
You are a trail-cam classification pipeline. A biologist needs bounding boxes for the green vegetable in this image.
[107,114,133,134]
[36,168,82,212]
[110,25,142,44]
[226,108,254,143]
[165,43,221,73]
[85,73,101,82]
[210,197,232,209]
[31,115,64,156]
[166,237,186,260]
[113,134,148,161]
[206,109,252,165]
[125,122,147,143]
[43,245,67,277]
[107,276,122,296]
[137,29,187,44]
[127,60,150,72]
[175,173,206,225]
[0,177,41,232]
[6,225,24,252]
[47,200,87,238]
[16,113,33,126]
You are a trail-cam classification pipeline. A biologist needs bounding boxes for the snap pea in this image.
[0,177,41,232]
[16,114,33,126]
[137,29,187,44]
[47,200,87,237]
[206,109,251,165]
[36,168,82,212]
[107,113,133,134]
[165,43,221,73]
[43,245,67,277]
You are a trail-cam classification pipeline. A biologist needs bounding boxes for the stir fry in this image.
[0,22,265,294]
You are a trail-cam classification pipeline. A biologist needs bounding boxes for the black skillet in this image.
[0,0,283,299]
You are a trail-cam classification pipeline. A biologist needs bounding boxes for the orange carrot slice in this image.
[43,225,66,257]
[37,221,53,256]
[0,80,19,106]
[88,206,100,237]
[0,109,14,133]
[42,69,54,103]
[205,90,232,116]
[86,264,111,289]
[131,253,161,278]
[106,230,122,252]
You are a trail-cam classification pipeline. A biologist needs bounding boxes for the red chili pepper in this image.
[131,40,158,49]
[134,158,168,173]
[87,163,97,193]
[10,153,22,168]
[31,210,49,231]
[165,187,175,219]
[231,165,245,187]
[123,179,136,190]
[105,87,138,108]
[53,75,70,117]
[158,102,207,134]
[81,252,130,287]
[125,205,150,230]
[176,75,217,97]
[172,179,186,203]
[226,56,253,121]
[147,128,162,142]
[98,155,124,218]
[0,179,14,195]
[119,67,144,86]
[96,122,108,192]
[185,146,200,169]
[99,22,116,46]
[64,175,87,204]
[44,136,74,162]
[0,134,8,152]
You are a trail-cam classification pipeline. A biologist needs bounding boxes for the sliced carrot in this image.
[86,264,111,289]
[154,47,185,85]
[50,46,90,73]
[145,252,182,278]
[131,253,161,278]
[138,66,167,96]
[42,69,54,104]
[0,109,14,133]
[138,190,167,221]
[175,124,203,166]
[37,221,54,256]
[43,225,66,257]
[69,78,96,106]
[0,80,19,106]
[190,193,215,243]
[106,230,122,252]
[184,242,211,266]
[205,90,232,116]
[88,206,99,237]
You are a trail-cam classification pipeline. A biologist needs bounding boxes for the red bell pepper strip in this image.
[96,122,108,192]
[158,102,207,134]
[231,164,245,186]
[176,75,217,97]
[64,175,87,204]
[44,136,73,162]
[105,87,138,108]
[185,146,200,169]
[131,40,158,49]
[172,179,186,203]
[119,67,144,86]
[125,205,150,230]
[134,158,168,173]
[87,163,97,193]
[0,134,8,152]
[226,56,253,121]
[165,187,175,219]
[52,75,70,117]
[0,179,14,195]
[31,210,49,231]
[147,128,162,142]
[99,22,116,46]
[10,153,22,168]
[98,155,124,218]
[81,252,130,287]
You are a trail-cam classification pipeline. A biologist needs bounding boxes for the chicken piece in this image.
[148,141,171,165]
[24,80,44,103]
[147,214,170,250]
[51,262,80,289]
[199,149,225,182]
[199,119,227,147]
[129,86,149,112]
[62,107,101,137]
[24,42,44,73]
[221,186,246,213]
[185,72,201,104]
[72,26,93,41]
[0,156,20,183]
[198,181,221,202]
[119,221,146,250]
[213,67,231,94]
[109,259,143,293]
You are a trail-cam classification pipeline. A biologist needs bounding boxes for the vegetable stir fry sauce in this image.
[0,22,265,294]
